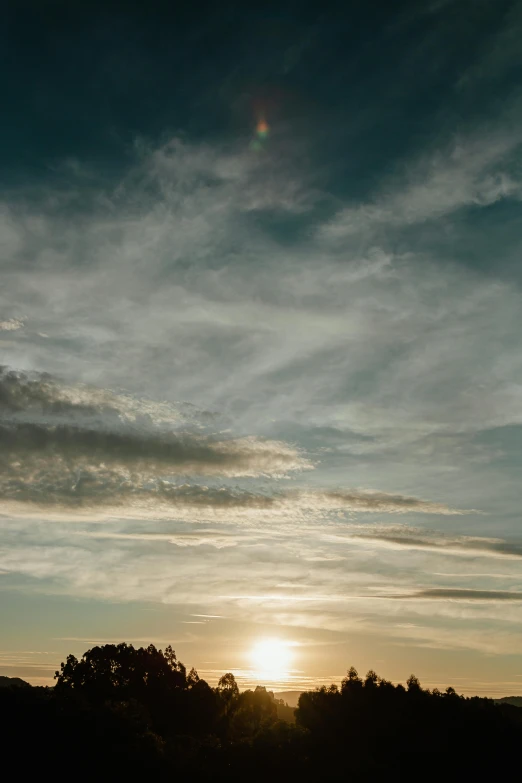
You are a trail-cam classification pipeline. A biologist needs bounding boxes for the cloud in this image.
[0,421,308,489]
[0,318,24,332]
[1,129,522,668]
[1,133,522,465]
[300,489,469,515]
[0,478,463,522]
[455,2,522,92]
[3,508,522,658]
[3,13,522,689]
[0,365,469,519]
[0,365,206,425]
[75,530,242,549]
[0,366,312,511]
[53,635,196,645]
[322,129,522,238]
[388,588,522,601]
[353,530,522,560]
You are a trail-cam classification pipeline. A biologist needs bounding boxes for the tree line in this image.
[2,642,521,779]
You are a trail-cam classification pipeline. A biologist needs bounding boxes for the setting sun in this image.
[250,639,293,677]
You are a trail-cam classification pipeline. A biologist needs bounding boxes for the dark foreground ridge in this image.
[2,643,521,780]
[0,675,31,688]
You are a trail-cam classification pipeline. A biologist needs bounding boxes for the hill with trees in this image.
[2,643,521,779]
[495,695,522,708]
[0,675,31,688]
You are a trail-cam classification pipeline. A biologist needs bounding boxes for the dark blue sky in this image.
[3,0,518,193]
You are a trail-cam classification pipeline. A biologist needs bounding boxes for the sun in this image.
[250,639,293,677]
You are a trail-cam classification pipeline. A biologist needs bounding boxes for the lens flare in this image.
[256,119,270,139]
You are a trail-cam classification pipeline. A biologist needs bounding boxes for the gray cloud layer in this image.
[391,588,522,601]
[0,366,464,518]
[0,366,311,509]
[354,531,522,560]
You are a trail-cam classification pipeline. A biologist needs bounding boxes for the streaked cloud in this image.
[1,365,468,519]
[353,529,522,560]
[322,128,522,238]
[0,366,311,512]
[388,588,522,601]
[301,490,469,516]
[2,67,522,681]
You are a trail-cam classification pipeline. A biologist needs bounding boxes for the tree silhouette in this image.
[341,665,363,695]
[0,645,518,779]
[55,643,187,700]
[228,686,278,740]
[217,672,239,698]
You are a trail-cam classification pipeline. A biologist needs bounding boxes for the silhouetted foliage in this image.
[296,665,522,777]
[2,644,521,780]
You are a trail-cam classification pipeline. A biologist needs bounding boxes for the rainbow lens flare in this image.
[256,119,269,139]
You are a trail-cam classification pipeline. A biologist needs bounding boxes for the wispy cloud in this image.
[1,365,468,519]
[74,530,242,549]
[0,318,24,332]
[322,129,522,238]
[0,366,311,512]
[3,510,522,657]
[301,490,470,516]
[353,530,522,560]
[1,117,522,671]
[387,588,522,601]
[1,133,522,460]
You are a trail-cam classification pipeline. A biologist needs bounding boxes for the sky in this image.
[1,0,522,696]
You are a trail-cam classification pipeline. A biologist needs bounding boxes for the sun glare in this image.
[250,639,293,678]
